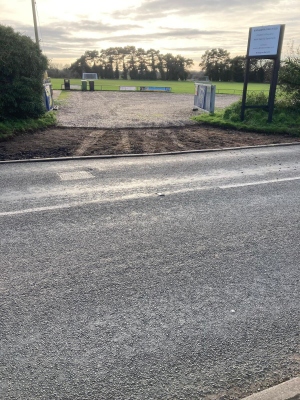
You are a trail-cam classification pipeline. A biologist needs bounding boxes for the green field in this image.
[49,78,270,95]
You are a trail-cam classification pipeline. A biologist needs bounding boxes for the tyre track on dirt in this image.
[74,130,106,156]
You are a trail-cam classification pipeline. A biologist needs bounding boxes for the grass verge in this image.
[193,93,300,136]
[0,112,56,141]
[56,91,71,102]
[50,78,269,95]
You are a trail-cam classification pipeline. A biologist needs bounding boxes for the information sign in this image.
[248,25,281,57]
[140,86,171,92]
[241,24,285,123]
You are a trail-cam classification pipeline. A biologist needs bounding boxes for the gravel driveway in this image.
[56,91,240,129]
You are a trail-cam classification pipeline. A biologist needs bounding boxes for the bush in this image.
[278,55,300,107]
[193,91,300,136]
[0,25,48,121]
[223,92,269,123]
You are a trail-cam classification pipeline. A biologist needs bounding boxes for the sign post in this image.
[241,24,285,122]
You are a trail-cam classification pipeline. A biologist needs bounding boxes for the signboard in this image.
[196,85,207,109]
[241,24,285,123]
[43,83,53,111]
[248,25,281,57]
[194,83,216,113]
[140,86,171,92]
[120,86,137,91]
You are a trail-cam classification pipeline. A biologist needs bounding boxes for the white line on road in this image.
[219,176,300,189]
[1,176,300,217]
[0,193,151,217]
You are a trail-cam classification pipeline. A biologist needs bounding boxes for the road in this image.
[1,145,299,400]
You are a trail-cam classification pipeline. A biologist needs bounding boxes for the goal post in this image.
[82,73,98,80]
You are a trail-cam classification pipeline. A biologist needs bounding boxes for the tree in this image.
[69,50,97,77]
[136,48,149,79]
[146,49,159,80]
[175,55,193,80]
[199,48,231,81]
[0,24,48,120]
[230,56,245,82]
[48,63,73,79]
[261,60,274,83]
[69,46,194,81]
[163,53,192,80]
[249,59,266,82]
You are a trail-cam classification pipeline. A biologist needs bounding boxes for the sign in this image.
[120,86,137,91]
[241,24,285,123]
[194,83,216,113]
[197,85,207,109]
[43,83,53,111]
[248,24,281,57]
[140,86,171,92]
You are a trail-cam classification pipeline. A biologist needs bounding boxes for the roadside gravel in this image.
[56,91,240,128]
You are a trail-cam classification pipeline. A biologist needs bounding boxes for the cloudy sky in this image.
[1,0,299,68]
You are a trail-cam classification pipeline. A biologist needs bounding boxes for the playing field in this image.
[49,78,270,95]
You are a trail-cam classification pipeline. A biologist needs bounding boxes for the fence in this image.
[60,81,269,95]
[61,83,172,92]
[215,88,269,95]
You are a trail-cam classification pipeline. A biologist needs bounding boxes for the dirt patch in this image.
[3,90,295,162]
[1,125,300,161]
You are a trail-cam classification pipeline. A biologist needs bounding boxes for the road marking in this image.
[0,203,73,216]
[1,176,300,217]
[0,186,215,217]
[219,176,300,189]
[0,193,152,217]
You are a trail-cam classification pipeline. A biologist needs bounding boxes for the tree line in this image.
[48,46,277,83]
[199,48,274,83]
[64,47,194,81]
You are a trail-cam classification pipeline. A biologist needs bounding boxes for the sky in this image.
[1,0,300,68]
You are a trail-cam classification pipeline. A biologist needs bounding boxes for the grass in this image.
[57,91,71,101]
[0,112,56,141]
[193,92,300,136]
[49,78,270,95]
[212,81,270,94]
[0,91,69,140]
[54,90,71,106]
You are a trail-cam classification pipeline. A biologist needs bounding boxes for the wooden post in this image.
[241,57,250,121]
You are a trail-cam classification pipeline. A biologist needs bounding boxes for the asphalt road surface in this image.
[1,145,300,400]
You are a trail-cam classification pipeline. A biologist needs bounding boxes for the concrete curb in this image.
[240,377,300,400]
[1,142,300,164]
